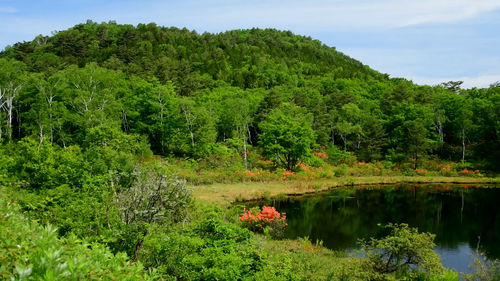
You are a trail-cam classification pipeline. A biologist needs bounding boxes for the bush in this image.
[8,138,87,190]
[464,250,500,281]
[239,206,288,239]
[0,198,151,280]
[139,218,263,280]
[198,143,242,169]
[360,223,444,277]
[113,163,191,259]
[430,269,460,281]
[304,153,327,167]
[326,144,357,166]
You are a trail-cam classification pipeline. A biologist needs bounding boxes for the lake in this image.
[257,184,500,273]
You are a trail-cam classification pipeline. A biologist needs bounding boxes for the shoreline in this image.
[192,176,500,205]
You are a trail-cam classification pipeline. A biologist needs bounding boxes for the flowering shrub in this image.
[168,157,486,185]
[437,164,451,173]
[313,151,328,159]
[460,168,481,176]
[282,170,296,180]
[414,168,427,174]
[239,206,288,239]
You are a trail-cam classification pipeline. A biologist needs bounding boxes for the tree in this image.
[440,80,463,94]
[179,97,218,157]
[357,114,387,161]
[0,58,27,141]
[145,81,179,154]
[259,104,315,170]
[439,92,476,163]
[333,103,363,151]
[405,120,434,169]
[53,63,125,143]
[388,102,436,167]
[360,223,443,275]
[113,164,191,260]
[456,101,474,164]
[23,75,64,148]
[219,90,254,170]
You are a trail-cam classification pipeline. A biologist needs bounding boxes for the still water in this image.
[259,184,500,273]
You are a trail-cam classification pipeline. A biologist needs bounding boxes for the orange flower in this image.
[239,206,287,231]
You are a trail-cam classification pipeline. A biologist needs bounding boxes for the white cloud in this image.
[0,6,17,13]
[1,0,499,89]
[387,0,500,27]
[137,0,500,32]
[410,74,500,89]
[338,45,500,88]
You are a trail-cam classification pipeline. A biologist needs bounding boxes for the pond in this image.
[257,184,500,273]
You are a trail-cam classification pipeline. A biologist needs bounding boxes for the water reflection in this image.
[258,184,500,272]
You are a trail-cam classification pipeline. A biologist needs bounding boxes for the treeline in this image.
[0,21,499,170]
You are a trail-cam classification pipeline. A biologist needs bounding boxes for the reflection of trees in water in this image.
[267,184,500,259]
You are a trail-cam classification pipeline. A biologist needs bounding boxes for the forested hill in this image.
[1,21,384,95]
[0,21,499,170]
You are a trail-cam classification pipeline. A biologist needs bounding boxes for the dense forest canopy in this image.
[0,20,499,170]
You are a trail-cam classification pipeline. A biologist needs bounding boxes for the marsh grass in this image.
[192,176,499,205]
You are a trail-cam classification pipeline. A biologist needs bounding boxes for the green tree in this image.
[113,163,191,260]
[456,101,474,164]
[259,104,316,170]
[360,223,443,276]
[218,89,255,170]
[333,103,363,151]
[51,63,126,144]
[388,102,436,167]
[179,97,218,157]
[0,58,27,141]
[405,120,434,169]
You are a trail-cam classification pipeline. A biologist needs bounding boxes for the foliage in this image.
[259,104,316,170]
[0,197,151,280]
[0,21,499,170]
[463,250,500,281]
[115,165,191,227]
[0,20,497,281]
[326,144,357,165]
[113,163,191,259]
[239,206,288,239]
[360,223,444,276]
[429,269,460,281]
[256,236,375,281]
[139,218,263,280]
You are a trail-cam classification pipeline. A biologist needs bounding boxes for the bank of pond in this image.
[249,183,500,273]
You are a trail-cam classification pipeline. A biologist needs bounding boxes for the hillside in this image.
[1,21,384,95]
[0,21,498,169]
[1,21,499,280]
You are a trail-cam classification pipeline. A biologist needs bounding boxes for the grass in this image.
[254,235,372,280]
[192,176,500,205]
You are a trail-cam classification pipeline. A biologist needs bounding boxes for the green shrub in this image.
[304,154,326,167]
[112,163,191,258]
[360,223,444,277]
[464,250,500,281]
[326,144,357,166]
[430,269,460,281]
[0,198,151,280]
[140,218,263,280]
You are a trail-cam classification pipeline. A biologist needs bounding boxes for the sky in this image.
[1,0,499,89]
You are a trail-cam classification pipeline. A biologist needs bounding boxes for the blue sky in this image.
[1,0,499,88]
